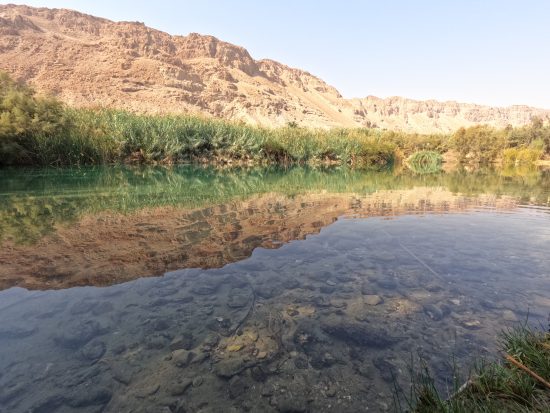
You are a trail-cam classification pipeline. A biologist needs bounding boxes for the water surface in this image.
[0,166,549,412]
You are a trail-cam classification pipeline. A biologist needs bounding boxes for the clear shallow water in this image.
[0,166,549,412]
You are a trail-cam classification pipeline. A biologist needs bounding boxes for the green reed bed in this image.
[2,71,550,167]
[0,69,399,167]
[402,324,550,412]
[2,104,399,167]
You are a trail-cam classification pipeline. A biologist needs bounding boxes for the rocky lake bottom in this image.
[0,166,549,412]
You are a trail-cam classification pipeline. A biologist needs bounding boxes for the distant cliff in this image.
[1,4,548,133]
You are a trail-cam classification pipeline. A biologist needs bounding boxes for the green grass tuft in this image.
[403,324,550,412]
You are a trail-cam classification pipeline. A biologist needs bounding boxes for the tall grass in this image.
[1,71,549,167]
[2,106,400,168]
[401,324,550,412]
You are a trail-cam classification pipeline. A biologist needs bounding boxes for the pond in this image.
[0,165,549,412]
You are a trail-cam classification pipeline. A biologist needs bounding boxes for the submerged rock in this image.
[172,349,194,367]
[360,283,375,295]
[376,279,397,290]
[313,296,331,307]
[80,340,106,362]
[425,283,443,293]
[207,317,233,336]
[135,383,160,398]
[0,383,25,405]
[310,351,337,369]
[294,354,309,369]
[112,367,133,385]
[152,318,170,331]
[250,366,268,382]
[460,319,482,330]
[228,376,247,399]
[202,333,220,350]
[319,285,336,294]
[227,288,252,308]
[325,385,337,397]
[321,320,401,348]
[372,358,398,383]
[170,333,195,351]
[169,379,192,396]
[214,358,247,378]
[423,304,444,321]
[364,295,382,306]
[502,309,517,321]
[66,387,112,407]
[283,278,300,289]
[69,300,98,315]
[275,395,308,412]
[191,277,221,295]
[145,334,168,350]
[0,325,37,339]
[256,285,279,299]
[91,301,114,316]
[54,320,105,349]
[29,395,66,412]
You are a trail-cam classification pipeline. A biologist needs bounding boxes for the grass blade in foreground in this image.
[405,324,550,412]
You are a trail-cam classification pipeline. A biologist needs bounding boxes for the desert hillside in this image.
[1,4,548,133]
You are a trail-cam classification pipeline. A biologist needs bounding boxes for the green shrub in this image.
[0,72,70,165]
[385,132,447,156]
[502,148,519,164]
[452,125,506,164]
[503,147,543,164]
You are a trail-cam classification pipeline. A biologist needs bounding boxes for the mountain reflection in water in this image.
[0,165,549,412]
[1,166,547,290]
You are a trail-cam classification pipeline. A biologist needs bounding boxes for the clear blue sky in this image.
[4,0,550,108]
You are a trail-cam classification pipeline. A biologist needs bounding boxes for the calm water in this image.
[0,166,549,412]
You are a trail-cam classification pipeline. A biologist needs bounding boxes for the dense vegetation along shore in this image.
[1,71,549,167]
[406,324,550,412]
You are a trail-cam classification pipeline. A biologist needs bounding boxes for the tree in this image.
[0,71,67,165]
[451,125,505,164]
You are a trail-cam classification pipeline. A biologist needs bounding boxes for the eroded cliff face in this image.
[1,4,548,133]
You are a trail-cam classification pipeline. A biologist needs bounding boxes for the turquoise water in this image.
[0,166,549,412]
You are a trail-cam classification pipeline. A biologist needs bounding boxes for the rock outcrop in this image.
[0,4,548,133]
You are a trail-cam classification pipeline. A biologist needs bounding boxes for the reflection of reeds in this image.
[406,151,443,174]
[1,166,549,244]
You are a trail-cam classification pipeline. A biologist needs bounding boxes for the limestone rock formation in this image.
[0,4,548,133]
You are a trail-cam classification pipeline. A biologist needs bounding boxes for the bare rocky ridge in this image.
[1,4,549,133]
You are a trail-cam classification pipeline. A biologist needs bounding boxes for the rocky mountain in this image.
[1,4,548,133]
